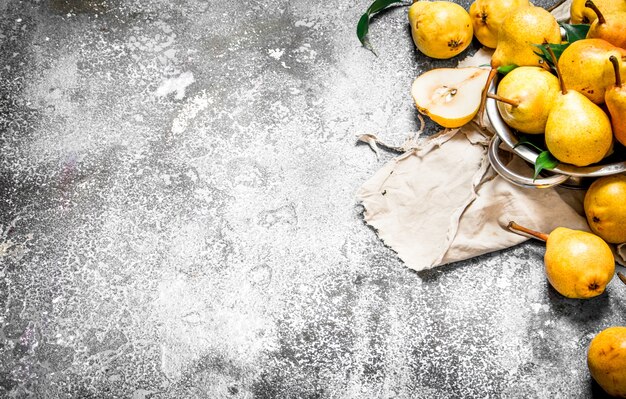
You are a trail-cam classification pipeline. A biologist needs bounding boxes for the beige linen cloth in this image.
[357,0,626,271]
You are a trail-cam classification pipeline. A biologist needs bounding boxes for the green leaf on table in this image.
[356,0,406,55]
[497,64,518,75]
[560,23,591,43]
[357,13,370,45]
[534,150,559,180]
[367,0,403,14]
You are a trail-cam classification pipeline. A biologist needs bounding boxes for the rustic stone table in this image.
[1,0,624,397]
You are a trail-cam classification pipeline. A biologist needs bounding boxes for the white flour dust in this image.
[156,71,195,100]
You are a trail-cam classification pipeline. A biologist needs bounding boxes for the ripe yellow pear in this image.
[477,6,561,126]
[545,228,615,298]
[588,326,626,397]
[584,174,626,244]
[545,90,613,166]
[586,0,626,49]
[494,66,560,134]
[469,0,530,49]
[571,0,626,24]
[408,1,473,59]
[490,6,561,69]
[508,222,615,299]
[544,44,613,167]
[558,38,626,105]
[606,56,626,146]
[411,67,490,128]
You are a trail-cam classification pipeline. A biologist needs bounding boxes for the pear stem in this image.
[585,0,606,25]
[487,93,520,107]
[610,55,622,88]
[478,68,498,127]
[618,272,626,286]
[545,44,567,95]
[547,0,568,12]
[508,221,549,242]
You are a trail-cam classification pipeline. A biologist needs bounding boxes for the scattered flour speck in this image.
[156,71,195,100]
[268,48,285,60]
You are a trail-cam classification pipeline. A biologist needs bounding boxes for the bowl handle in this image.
[488,135,569,189]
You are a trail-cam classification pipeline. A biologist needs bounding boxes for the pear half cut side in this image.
[411,67,491,128]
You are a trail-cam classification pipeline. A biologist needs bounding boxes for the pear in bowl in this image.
[494,66,560,134]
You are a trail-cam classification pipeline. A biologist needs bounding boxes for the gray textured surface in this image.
[1,0,625,398]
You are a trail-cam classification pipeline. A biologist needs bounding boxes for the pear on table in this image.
[588,327,626,398]
[585,0,626,49]
[584,174,626,244]
[508,222,615,299]
[408,1,473,59]
[411,67,490,128]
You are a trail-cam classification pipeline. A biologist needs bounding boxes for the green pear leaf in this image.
[367,0,403,14]
[560,23,591,43]
[514,134,545,153]
[357,13,370,45]
[497,64,518,75]
[532,43,569,70]
[530,24,586,69]
[534,150,559,180]
[356,0,408,55]
[514,136,559,181]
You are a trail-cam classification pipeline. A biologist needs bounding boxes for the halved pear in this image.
[411,67,490,128]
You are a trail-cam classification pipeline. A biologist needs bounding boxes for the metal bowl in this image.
[486,77,626,189]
